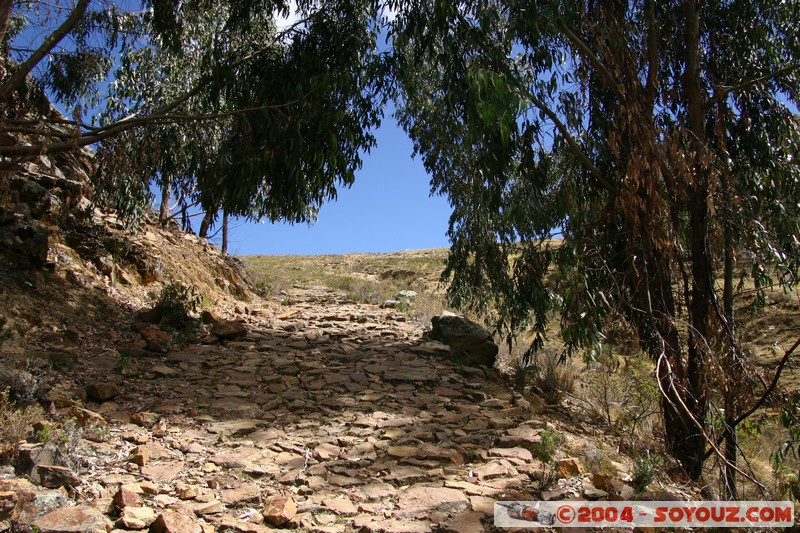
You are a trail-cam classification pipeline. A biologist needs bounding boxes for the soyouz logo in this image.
[494,501,795,528]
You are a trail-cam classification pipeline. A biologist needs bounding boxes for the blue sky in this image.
[223,114,453,256]
[221,5,452,256]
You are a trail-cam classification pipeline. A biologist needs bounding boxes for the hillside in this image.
[243,250,800,503]
[0,144,693,533]
[0,117,799,532]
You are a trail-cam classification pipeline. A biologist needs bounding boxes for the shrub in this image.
[8,369,46,406]
[409,292,446,329]
[618,356,660,438]
[524,348,577,405]
[585,345,625,426]
[154,282,201,328]
[775,467,800,501]
[632,451,663,493]
[0,387,43,462]
[51,418,83,471]
[327,276,386,304]
[533,429,564,463]
[251,272,287,299]
[583,443,619,476]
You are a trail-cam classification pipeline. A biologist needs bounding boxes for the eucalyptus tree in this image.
[95,2,272,229]
[389,0,800,488]
[1,0,385,233]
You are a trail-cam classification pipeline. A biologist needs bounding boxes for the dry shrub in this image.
[410,292,447,328]
[251,272,288,299]
[329,276,386,304]
[584,347,660,438]
[521,347,577,405]
[585,347,626,426]
[583,443,619,476]
[0,387,43,462]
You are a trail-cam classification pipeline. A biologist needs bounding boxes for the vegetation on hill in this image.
[2,0,800,501]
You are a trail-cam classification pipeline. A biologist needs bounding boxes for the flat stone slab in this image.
[220,483,262,504]
[382,466,427,483]
[443,480,501,497]
[382,368,437,382]
[32,505,113,533]
[358,483,398,500]
[141,462,185,483]
[208,448,264,468]
[395,485,469,518]
[387,445,418,458]
[322,496,358,515]
[209,397,262,415]
[206,419,262,437]
[488,447,533,462]
[353,516,432,533]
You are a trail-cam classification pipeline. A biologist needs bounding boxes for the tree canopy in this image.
[1,0,386,229]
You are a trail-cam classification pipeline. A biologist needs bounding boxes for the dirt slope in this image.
[0,98,797,533]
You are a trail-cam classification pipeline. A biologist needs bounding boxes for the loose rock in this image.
[85,382,120,402]
[261,495,296,526]
[211,320,248,340]
[32,505,113,533]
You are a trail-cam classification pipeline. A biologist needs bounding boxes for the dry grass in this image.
[243,249,447,292]
[242,249,449,315]
[0,387,43,462]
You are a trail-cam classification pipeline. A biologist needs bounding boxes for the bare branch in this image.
[657,352,768,491]
[0,0,91,98]
[704,336,800,460]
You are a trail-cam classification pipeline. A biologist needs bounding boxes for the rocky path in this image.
[3,287,603,533]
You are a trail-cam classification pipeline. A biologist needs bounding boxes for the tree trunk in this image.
[0,0,13,50]
[198,207,216,239]
[221,211,229,255]
[645,248,704,478]
[159,177,171,225]
[0,0,90,98]
[722,171,738,498]
[681,0,711,481]
[0,0,10,81]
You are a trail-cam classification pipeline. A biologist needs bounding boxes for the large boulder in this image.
[32,505,112,533]
[430,312,498,367]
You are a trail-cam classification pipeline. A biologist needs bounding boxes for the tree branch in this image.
[0,0,91,99]
[515,81,617,194]
[721,62,800,94]
[457,12,618,195]
[703,335,800,461]
[0,93,317,157]
[556,18,624,99]
[0,8,323,160]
